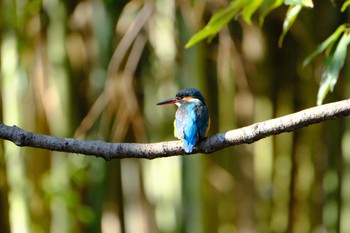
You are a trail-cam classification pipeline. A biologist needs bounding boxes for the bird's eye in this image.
[176,96,181,100]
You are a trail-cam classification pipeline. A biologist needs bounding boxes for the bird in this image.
[157,88,210,153]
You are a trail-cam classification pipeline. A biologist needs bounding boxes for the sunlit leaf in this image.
[242,0,264,25]
[185,0,314,48]
[284,0,313,7]
[259,0,283,25]
[303,24,348,67]
[185,1,245,48]
[278,4,302,48]
[317,32,350,105]
[341,0,350,12]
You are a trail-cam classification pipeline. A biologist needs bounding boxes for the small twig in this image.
[1,99,350,160]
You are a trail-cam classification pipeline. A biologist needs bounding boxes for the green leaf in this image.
[185,1,245,48]
[259,0,283,25]
[341,0,350,12]
[278,4,302,48]
[242,0,264,25]
[303,24,348,67]
[284,0,313,7]
[317,32,350,105]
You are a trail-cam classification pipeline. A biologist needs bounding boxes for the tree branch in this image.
[1,99,350,160]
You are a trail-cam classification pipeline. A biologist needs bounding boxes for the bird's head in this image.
[157,88,206,107]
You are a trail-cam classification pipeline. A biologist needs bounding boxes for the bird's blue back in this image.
[175,101,209,153]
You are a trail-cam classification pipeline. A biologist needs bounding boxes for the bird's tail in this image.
[183,137,197,153]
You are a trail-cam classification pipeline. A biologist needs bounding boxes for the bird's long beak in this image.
[157,98,177,105]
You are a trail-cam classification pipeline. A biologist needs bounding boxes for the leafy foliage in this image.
[278,0,313,47]
[258,0,283,25]
[317,32,350,105]
[185,0,314,48]
[186,0,350,105]
[284,0,313,7]
[303,24,350,105]
[341,0,350,12]
[303,25,349,67]
[278,4,303,47]
[185,0,245,48]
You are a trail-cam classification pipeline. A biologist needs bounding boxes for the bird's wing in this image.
[195,105,210,138]
[182,108,199,153]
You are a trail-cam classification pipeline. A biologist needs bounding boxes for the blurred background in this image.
[1,0,350,232]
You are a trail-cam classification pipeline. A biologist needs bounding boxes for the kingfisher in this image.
[157,88,210,153]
